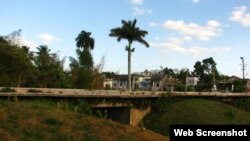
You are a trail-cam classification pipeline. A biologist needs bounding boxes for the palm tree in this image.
[75,30,94,51]
[35,45,53,67]
[75,30,95,70]
[109,19,149,91]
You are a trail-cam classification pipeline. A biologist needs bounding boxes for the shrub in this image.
[233,80,246,92]
[27,89,43,93]
[0,87,16,92]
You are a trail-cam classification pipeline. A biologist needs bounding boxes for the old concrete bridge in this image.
[0,88,163,126]
[0,87,250,126]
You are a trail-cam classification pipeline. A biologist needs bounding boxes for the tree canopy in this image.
[193,57,219,91]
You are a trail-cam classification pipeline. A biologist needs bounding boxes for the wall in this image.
[130,106,151,126]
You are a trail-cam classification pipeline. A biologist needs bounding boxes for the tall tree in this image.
[109,19,149,91]
[163,67,175,77]
[75,30,94,70]
[193,57,218,91]
[70,30,95,89]
[178,68,190,84]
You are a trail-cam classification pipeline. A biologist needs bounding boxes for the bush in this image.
[175,85,197,92]
[27,89,43,93]
[0,87,16,92]
[195,83,213,92]
[233,80,246,92]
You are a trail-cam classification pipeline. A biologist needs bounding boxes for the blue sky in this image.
[0,0,249,78]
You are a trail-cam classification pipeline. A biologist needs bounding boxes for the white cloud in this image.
[133,7,145,15]
[189,46,231,56]
[210,47,232,56]
[132,7,152,16]
[188,46,206,56]
[192,0,200,4]
[21,38,37,48]
[207,20,221,27]
[163,20,222,41]
[150,37,231,57]
[230,6,250,27]
[129,0,152,16]
[131,0,144,5]
[36,33,61,44]
[183,36,192,41]
[150,37,186,53]
[149,22,158,27]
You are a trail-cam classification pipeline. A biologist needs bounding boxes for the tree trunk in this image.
[128,42,132,91]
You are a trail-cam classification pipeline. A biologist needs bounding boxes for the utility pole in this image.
[185,69,189,94]
[212,62,216,92]
[240,57,246,80]
[240,57,247,94]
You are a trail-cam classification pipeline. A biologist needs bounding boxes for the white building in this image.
[186,77,199,86]
[103,75,128,90]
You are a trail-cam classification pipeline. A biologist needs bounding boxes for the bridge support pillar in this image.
[129,106,151,126]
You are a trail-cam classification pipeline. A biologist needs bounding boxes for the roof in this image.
[228,76,241,82]
[151,75,162,81]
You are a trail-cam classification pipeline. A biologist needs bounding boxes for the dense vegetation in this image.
[0,99,168,141]
[143,97,250,136]
[0,30,103,89]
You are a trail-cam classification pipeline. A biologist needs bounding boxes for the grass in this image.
[143,98,250,136]
[0,99,168,141]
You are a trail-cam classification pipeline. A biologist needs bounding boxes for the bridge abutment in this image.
[130,105,151,126]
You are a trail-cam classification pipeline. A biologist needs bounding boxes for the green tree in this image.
[75,30,94,70]
[102,72,116,79]
[34,45,67,88]
[69,30,95,89]
[193,61,203,77]
[162,67,176,77]
[109,19,149,91]
[233,80,246,92]
[193,57,218,91]
[177,68,190,84]
[6,29,22,45]
[0,30,35,87]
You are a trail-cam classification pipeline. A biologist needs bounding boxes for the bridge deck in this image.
[0,93,161,98]
[0,87,249,98]
[0,88,161,98]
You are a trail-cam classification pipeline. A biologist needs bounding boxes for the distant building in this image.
[151,75,164,91]
[103,79,113,89]
[217,76,250,92]
[103,75,127,90]
[151,75,180,92]
[112,75,128,90]
[103,72,180,92]
[138,76,151,91]
[186,77,199,86]
[227,76,241,82]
